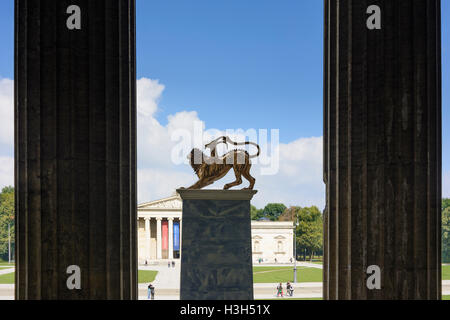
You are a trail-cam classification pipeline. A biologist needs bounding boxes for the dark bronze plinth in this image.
[178,189,256,300]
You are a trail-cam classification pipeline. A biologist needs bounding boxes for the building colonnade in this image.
[138,216,182,263]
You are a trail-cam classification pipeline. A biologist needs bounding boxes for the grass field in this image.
[0,263,14,267]
[138,270,158,283]
[442,265,450,280]
[0,272,14,284]
[0,270,159,285]
[0,267,322,285]
[253,266,322,283]
[0,266,448,286]
[253,265,450,283]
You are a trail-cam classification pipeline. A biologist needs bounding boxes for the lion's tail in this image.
[209,136,261,159]
[230,140,260,159]
[245,141,260,159]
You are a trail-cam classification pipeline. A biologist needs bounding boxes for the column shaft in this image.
[179,219,183,257]
[156,218,162,260]
[324,0,441,300]
[145,218,151,261]
[15,0,137,300]
[168,218,174,260]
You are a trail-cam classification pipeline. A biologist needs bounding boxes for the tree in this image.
[443,198,450,212]
[278,206,300,222]
[0,186,14,261]
[251,205,265,221]
[295,206,323,261]
[261,203,287,221]
[443,205,450,263]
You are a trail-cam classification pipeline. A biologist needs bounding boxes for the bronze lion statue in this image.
[184,136,260,190]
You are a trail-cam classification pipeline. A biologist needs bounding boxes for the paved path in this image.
[253,262,323,269]
[139,263,180,289]
[0,268,14,276]
[297,262,323,269]
[2,282,450,300]
[1,264,448,300]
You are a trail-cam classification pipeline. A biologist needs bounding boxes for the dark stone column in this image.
[15,0,137,300]
[178,189,256,300]
[324,0,441,299]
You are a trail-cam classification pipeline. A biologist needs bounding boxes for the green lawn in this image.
[253,266,322,283]
[0,272,14,284]
[254,265,449,284]
[0,266,448,287]
[138,270,158,284]
[0,270,159,285]
[442,265,450,280]
[0,263,14,267]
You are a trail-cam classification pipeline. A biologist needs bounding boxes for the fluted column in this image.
[15,0,137,300]
[156,218,162,260]
[324,0,441,300]
[144,218,151,262]
[168,218,174,260]
[179,218,183,257]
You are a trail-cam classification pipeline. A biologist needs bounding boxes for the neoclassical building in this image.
[137,194,294,265]
[251,220,294,264]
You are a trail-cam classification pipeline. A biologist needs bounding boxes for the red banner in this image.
[162,220,168,250]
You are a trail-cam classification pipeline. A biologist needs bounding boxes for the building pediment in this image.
[138,195,182,211]
[274,235,286,240]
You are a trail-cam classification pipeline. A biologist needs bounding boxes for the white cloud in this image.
[0,76,326,208]
[0,79,14,189]
[137,78,203,203]
[138,168,194,204]
[137,78,165,117]
[136,77,325,209]
[251,137,324,209]
[0,156,14,189]
[0,78,14,148]
[444,171,450,199]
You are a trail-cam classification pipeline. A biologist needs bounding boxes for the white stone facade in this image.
[251,221,295,264]
[137,194,294,265]
[137,195,182,264]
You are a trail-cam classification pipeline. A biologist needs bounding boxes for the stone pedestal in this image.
[15,0,137,300]
[324,0,441,300]
[177,189,256,300]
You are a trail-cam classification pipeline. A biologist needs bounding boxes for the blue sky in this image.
[0,1,448,206]
[136,0,323,143]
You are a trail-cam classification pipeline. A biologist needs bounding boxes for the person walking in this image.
[286,282,293,297]
[276,283,284,297]
[147,284,152,300]
[148,284,155,300]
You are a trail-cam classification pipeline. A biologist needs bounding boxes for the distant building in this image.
[137,194,294,265]
[251,221,294,264]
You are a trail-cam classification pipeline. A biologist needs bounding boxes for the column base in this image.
[178,189,257,300]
